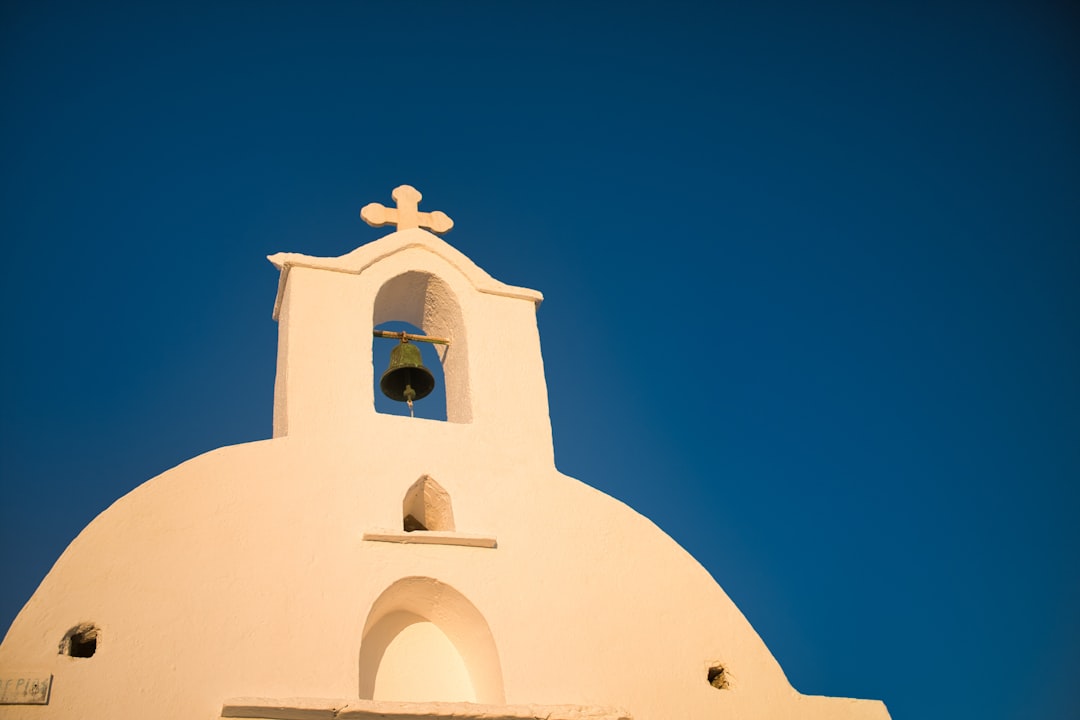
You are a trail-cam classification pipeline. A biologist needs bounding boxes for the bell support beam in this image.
[372,329,450,345]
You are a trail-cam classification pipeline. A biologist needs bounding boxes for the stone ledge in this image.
[362,530,497,549]
[222,698,631,720]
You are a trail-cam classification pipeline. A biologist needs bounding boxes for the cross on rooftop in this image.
[360,185,454,234]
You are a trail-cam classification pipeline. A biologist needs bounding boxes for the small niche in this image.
[403,475,454,532]
[60,623,99,658]
[708,664,729,690]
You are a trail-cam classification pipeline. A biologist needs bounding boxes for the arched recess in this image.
[373,271,471,423]
[358,577,504,704]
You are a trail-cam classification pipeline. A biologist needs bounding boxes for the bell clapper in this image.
[404,384,416,418]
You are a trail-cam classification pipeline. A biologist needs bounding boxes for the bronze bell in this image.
[380,339,435,404]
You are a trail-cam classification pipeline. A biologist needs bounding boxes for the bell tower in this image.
[267,185,554,467]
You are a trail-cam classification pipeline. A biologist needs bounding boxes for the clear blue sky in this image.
[2,2,1077,718]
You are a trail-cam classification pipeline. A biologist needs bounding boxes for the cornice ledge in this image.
[363,529,497,549]
[223,697,632,720]
[267,228,543,320]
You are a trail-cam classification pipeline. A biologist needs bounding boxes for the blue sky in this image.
[1,2,1077,718]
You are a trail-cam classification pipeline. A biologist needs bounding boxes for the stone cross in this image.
[360,185,454,234]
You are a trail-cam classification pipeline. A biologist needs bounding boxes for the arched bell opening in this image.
[372,271,471,423]
[358,577,504,704]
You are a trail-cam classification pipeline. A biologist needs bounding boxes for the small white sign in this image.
[0,674,52,705]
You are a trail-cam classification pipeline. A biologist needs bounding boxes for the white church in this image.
[0,186,890,719]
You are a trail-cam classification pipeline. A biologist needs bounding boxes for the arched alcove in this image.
[372,271,471,423]
[358,577,504,704]
[362,611,475,702]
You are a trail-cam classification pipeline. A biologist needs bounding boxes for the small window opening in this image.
[373,321,447,421]
[60,624,99,658]
[403,475,455,532]
[708,664,729,690]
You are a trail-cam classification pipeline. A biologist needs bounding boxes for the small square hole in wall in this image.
[61,624,99,658]
[373,321,447,421]
[708,664,729,689]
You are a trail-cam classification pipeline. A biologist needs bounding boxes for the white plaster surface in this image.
[0,219,890,720]
[372,618,474,702]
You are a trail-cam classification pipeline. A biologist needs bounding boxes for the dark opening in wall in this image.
[708,664,729,689]
[403,513,427,532]
[60,624,99,658]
